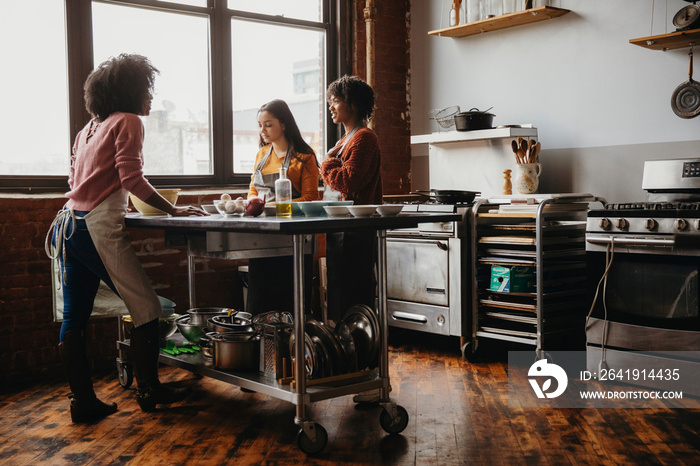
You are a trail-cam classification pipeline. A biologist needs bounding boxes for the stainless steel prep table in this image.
[121,211,460,454]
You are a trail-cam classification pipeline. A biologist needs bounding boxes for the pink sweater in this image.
[66,112,156,211]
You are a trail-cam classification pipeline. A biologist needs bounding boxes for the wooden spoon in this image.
[532,142,541,163]
[511,140,521,163]
[520,140,529,161]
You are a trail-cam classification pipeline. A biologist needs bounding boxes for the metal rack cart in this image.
[116,211,459,454]
[470,195,598,358]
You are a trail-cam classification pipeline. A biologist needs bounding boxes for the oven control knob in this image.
[695,219,700,231]
[598,218,611,230]
[644,218,658,231]
[436,315,445,326]
[674,218,688,231]
[615,218,629,230]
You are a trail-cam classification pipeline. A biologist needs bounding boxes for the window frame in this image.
[3,0,349,192]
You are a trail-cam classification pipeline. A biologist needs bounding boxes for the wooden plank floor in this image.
[2,329,700,465]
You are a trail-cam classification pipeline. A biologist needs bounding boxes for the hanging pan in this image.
[671,48,700,119]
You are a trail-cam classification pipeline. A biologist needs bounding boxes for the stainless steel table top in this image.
[125,212,462,234]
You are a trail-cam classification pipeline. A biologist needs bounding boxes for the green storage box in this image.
[490,265,535,293]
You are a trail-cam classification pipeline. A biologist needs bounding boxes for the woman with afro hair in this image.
[47,54,207,423]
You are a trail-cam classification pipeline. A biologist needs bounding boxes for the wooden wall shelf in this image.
[629,29,700,51]
[428,6,570,38]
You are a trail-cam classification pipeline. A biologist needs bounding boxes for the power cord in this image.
[585,238,615,373]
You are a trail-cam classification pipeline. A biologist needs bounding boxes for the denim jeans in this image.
[56,211,119,341]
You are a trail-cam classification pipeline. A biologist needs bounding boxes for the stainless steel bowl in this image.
[208,315,255,333]
[175,314,208,343]
[186,307,234,326]
[122,314,179,347]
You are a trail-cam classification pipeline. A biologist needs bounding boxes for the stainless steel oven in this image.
[586,158,700,393]
[386,203,472,345]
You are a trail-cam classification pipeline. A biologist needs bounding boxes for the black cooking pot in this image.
[413,189,480,204]
[454,108,495,131]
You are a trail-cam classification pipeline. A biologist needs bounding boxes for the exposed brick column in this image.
[352,0,412,195]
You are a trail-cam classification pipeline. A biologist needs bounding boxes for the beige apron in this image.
[84,189,161,327]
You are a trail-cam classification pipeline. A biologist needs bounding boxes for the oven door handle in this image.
[391,311,429,324]
[586,236,675,247]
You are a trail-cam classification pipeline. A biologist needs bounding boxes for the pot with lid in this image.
[454,107,495,131]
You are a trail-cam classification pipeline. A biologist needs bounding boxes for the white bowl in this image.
[347,205,377,217]
[325,201,354,207]
[376,204,404,217]
[323,205,350,217]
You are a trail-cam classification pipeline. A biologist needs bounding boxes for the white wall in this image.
[410,0,700,202]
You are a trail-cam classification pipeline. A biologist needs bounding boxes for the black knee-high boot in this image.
[59,329,118,423]
[130,319,192,412]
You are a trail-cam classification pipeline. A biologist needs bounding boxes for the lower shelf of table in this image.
[117,338,385,405]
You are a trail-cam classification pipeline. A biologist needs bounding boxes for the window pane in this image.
[92,3,212,176]
[232,20,325,173]
[158,0,207,7]
[228,0,322,23]
[0,1,69,176]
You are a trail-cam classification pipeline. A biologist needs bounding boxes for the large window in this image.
[1,0,343,191]
[0,1,70,177]
[231,19,325,173]
[93,3,212,176]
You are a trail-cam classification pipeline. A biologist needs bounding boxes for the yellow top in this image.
[247,145,320,202]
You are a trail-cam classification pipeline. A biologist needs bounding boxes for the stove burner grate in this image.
[605,201,700,211]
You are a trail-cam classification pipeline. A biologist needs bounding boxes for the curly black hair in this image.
[326,75,375,123]
[83,53,159,122]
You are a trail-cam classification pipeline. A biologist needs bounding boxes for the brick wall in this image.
[353,0,412,195]
[0,193,245,388]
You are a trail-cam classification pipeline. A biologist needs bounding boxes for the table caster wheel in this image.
[380,405,409,434]
[116,358,133,388]
[296,423,328,455]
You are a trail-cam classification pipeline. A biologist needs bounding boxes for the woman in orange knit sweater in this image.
[247,99,319,202]
[320,78,382,205]
[321,75,382,336]
[246,99,318,316]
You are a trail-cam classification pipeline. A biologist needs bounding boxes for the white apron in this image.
[84,189,161,327]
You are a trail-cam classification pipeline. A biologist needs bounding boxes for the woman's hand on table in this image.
[171,205,210,217]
